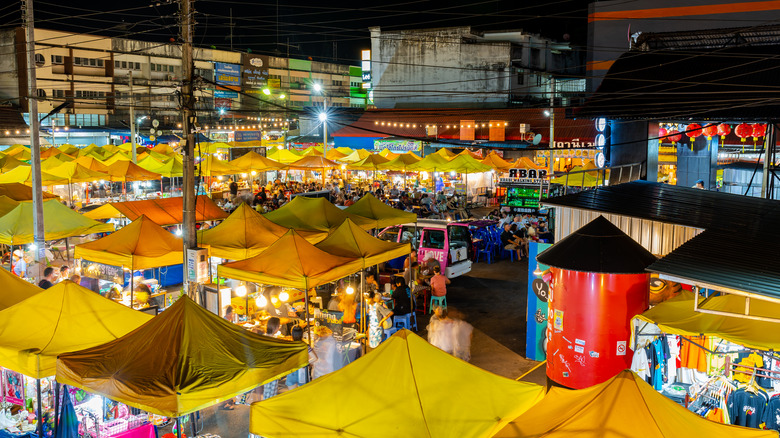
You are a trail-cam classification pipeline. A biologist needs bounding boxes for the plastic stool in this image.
[394,313,418,331]
[429,295,447,313]
[382,327,398,341]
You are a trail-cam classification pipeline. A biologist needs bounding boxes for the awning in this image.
[315,219,411,268]
[0,199,114,245]
[250,330,543,438]
[74,215,183,270]
[197,203,291,260]
[494,370,774,437]
[0,280,151,378]
[57,296,308,417]
[83,195,228,226]
[344,193,417,229]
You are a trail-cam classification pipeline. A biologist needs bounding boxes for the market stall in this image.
[0,199,113,244]
[0,281,151,438]
[197,203,290,260]
[250,329,543,438]
[263,196,375,233]
[74,215,183,309]
[0,267,40,310]
[56,296,308,418]
[493,370,774,437]
[344,193,417,229]
[266,148,302,164]
[83,195,228,226]
[286,155,339,184]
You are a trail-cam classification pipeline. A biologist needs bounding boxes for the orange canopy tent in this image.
[105,160,162,182]
[83,195,228,225]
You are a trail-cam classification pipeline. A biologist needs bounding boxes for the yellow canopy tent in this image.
[457,148,482,159]
[632,291,780,351]
[378,148,399,159]
[512,157,543,170]
[250,329,543,438]
[116,142,146,155]
[200,142,233,153]
[301,145,323,156]
[197,155,239,177]
[286,155,339,170]
[135,155,165,172]
[0,166,68,185]
[480,152,514,171]
[339,148,372,163]
[57,296,308,417]
[406,153,453,172]
[344,193,417,229]
[550,166,601,187]
[218,229,363,289]
[264,195,375,232]
[267,148,303,164]
[0,183,57,201]
[315,219,411,267]
[40,147,62,160]
[105,160,162,182]
[0,266,41,311]
[76,144,99,157]
[325,149,347,161]
[151,143,177,155]
[197,203,290,260]
[74,215,183,270]
[377,153,422,171]
[48,161,109,183]
[102,151,132,165]
[346,153,390,170]
[143,155,184,178]
[229,151,287,172]
[73,156,109,173]
[0,195,20,217]
[433,148,458,160]
[40,156,67,170]
[441,154,494,173]
[0,199,114,244]
[0,280,152,378]
[4,145,31,160]
[335,146,355,156]
[0,154,25,172]
[84,195,228,226]
[494,370,774,438]
[58,144,79,155]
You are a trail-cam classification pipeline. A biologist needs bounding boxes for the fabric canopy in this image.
[135,155,165,173]
[0,281,151,378]
[84,195,228,225]
[250,329,543,438]
[512,157,543,170]
[57,296,308,417]
[346,154,390,170]
[218,229,363,289]
[267,148,302,164]
[377,148,399,159]
[0,199,113,244]
[481,152,514,171]
[0,267,41,311]
[0,154,26,172]
[0,166,68,185]
[633,291,780,351]
[344,193,417,229]
[550,167,601,187]
[339,149,372,163]
[440,154,494,174]
[377,153,422,171]
[287,155,338,170]
[105,160,161,182]
[494,370,774,437]
[315,219,411,268]
[301,146,323,156]
[41,156,67,169]
[48,162,109,183]
[0,183,57,201]
[434,148,458,159]
[73,156,109,173]
[74,215,183,270]
[229,151,287,172]
[147,155,184,178]
[264,196,375,232]
[198,203,290,260]
[197,156,239,177]
[0,195,20,217]
[406,153,453,171]
[324,149,348,161]
[58,144,79,155]
[151,143,177,155]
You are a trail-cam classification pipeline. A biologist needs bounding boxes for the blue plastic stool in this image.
[429,295,447,313]
[382,327,398,341]
[394,313,418,331]
[501,247,517,261]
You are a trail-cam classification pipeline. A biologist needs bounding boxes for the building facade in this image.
[0,27,367,146]
[368,26,584,109]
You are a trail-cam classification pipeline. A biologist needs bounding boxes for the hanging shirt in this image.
[763,396,780,431]
[734,353,764,384]
[652,338,667,390]
[680,335,709,373]
[631,347,651,382]
[727,388,769,428]
[666,335,680,384]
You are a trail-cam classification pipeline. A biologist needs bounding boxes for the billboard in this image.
[242,54,270,89]
[215,62,241,86]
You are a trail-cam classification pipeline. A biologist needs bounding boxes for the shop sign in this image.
[235,131,262,142]
[3,369,24,405]
[501,168,548,184]
[242,54,269,89]
[214,89,238,99]
[215,98,232,110]
[552,138,595,149]
[316,309,345,339]
[209,132,232,142]
[215,62,241,86]
[373,139,421,152]
[81,259,124,283]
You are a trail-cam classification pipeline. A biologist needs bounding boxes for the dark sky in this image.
[9,0,592,63]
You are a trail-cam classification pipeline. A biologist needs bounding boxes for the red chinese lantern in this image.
[667,129,681,145]
[702,124,718,140]
[735,123,752,142]
[752,123,767,140]
[717,123,731,148]
[686,123,702,144]
[658,127,668,144]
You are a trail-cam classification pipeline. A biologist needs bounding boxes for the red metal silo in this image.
[537,216,655,389]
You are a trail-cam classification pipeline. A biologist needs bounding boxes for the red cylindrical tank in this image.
[545,268,649,389]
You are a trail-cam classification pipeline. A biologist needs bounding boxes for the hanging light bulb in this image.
[279,291,290,302]
[235,285,247,297]
[256,294,268,307]
[346,286,355,295]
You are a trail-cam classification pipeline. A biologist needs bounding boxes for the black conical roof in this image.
[537,216,657,274]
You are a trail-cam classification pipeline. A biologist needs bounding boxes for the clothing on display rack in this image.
[763,396,780,431]
[727,385,769,428]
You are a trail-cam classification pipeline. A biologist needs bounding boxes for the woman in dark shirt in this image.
[392,277,412,316]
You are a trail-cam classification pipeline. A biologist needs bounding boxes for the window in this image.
[34,53,45,66]
[51,55,63,64]
[36,89,46,98]
[401,226,420,248]
[378,227,400,243]
[74,57,104,68]
[516,70,524,85]
[52,89,65,98]
[531,48,541,68]
[447,225,470,248]
[422,229,445,250]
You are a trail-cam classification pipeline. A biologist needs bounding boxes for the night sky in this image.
[5,0,592,63]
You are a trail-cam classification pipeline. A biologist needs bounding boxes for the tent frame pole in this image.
[304,279,311,346]
[54,382,60,438]
[176,417,181,438]
[36,378,43,438]
[189,412,197,437]
[129,267,134,308]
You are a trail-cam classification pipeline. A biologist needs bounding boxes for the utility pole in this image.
[129,71,137,163]
[548,76,555,177]
[180,0,197,296]
[22,0,45,284]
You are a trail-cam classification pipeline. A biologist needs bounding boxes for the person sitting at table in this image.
[510,223,529,258]
[69,274,81,286]
[391,277,412,318]
[429,265,450,299]
[134,284,152,308]
[501,223,523,260]
[361,273,380,294]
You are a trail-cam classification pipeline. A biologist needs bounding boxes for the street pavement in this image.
[171,251,544,438]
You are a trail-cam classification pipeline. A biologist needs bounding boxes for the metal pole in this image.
[54,382,59,438]
[176,417,182,438]
[322,98,328,160]
[129,71,137,164]
[130,269,134,308]
[761,123,774,198]
[189,412,196,437]
[36,379,43,438]
[303,279,311,346]
[181,0,197,297]
[23,0,46,281]
[548,77,555,179]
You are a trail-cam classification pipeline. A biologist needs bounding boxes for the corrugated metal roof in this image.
[647,229,780,299]
[576,45,780,120]
[542,180,780,233]
[633,25,780,52]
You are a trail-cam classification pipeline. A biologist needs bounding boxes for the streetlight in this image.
[313,82,329,157]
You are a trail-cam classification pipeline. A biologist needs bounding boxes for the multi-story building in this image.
[367,26,584,109]
[0,27,367,146]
